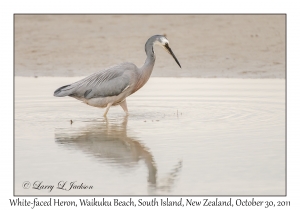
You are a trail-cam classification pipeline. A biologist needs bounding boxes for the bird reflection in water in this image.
[55,116,182,194]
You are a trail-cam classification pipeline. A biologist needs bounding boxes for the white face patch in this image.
[160,37,169,45]
[152,36,170,54]
[153,37,169,46]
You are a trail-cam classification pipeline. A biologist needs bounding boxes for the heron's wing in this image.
[54,63,137,99]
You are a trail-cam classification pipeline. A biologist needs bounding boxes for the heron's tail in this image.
[54,85,73,97]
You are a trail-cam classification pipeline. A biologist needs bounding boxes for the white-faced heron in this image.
[54,35,181,116]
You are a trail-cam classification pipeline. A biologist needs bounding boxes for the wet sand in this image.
[15,15,285,78]
[15,77,285,195]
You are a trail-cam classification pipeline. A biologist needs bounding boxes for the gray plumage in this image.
[54,63,135,99]
[54,35,181,116]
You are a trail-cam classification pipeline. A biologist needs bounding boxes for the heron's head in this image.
[153,35,181,68]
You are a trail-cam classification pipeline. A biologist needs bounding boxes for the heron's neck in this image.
[142,42,156,73]
[141,48,156,75]
[135,44,156,92]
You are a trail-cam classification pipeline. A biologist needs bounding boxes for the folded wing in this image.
[54,62,137,99]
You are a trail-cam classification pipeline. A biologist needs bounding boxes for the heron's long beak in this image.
[164,43,181,68]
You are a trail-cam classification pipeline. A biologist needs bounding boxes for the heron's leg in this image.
[103,103,113,116]
[120,99,129,115]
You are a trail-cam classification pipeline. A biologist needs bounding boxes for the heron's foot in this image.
[102,115,108,125]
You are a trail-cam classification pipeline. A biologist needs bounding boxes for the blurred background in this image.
[14,14,285,78]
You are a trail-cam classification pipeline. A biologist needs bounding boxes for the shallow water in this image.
[15,77,285,195]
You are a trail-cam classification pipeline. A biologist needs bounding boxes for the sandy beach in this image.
[15,15,285,78]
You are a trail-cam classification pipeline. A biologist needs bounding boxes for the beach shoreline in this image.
[15,15,285,78]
